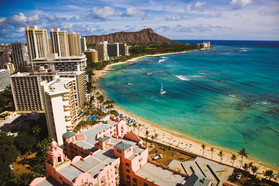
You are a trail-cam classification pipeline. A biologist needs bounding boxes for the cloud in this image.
[165,15,183,21]
[259,10,279,16]
[195,1,206,9]
[185,4,192,12]
[89,6,116,20]
[123,7,147,19]
[66,5,83,10]
[230,0,252,9]
[185,1,206,13]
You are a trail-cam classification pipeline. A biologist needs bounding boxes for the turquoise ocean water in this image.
[99,41,279,167]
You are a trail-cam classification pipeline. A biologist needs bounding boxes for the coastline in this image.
[92,51,279,179]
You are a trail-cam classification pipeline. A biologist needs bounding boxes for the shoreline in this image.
[92,51,279,179]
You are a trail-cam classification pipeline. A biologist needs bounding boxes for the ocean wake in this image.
[175,75,190,81]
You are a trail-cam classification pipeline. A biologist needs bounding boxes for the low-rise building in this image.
[0,69,10,92]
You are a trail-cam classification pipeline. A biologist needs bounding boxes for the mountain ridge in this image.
[85,28,176,44]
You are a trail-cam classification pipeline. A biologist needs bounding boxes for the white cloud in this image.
[185,4,192,12]
[16,27,25,33]
[90,6,116,20]
[67,5,83,10]
[195,1,206,9]
[165,15,183,21]
[230,0,252,9]
[123,7,147,19]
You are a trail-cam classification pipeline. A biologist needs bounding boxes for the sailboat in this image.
[160,84,167,95]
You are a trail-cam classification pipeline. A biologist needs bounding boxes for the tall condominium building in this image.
[32,53,87,72]
[11,41,29,70]
[95,41,109,61]
[68,32,82,56]
[41,74,84,145]
[50,28,70,57]
[84,49,98,63]
[0,69,10,92]
[107,43,120,58]
[119,43,130,56]
[80,37,87,52]
[58,71,86,108]
[25,26,49,61]
[10,68,58,113]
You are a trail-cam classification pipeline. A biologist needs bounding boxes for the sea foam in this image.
[175,75,190,81]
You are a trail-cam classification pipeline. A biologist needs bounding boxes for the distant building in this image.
[80,37,87,52]
[0,43,12,52]
[0,51,10,69]
[11,41,29,71]
[84,49,98,63]
[0,69,10,92]
[202,42,210,50]
[68,32,82,56]
[3,62,15,74]
[25,26,49,61]
[107,43,120,58]
[119,43,130,56]
[50,28,70,57]
[10,68,58,113]
[95,41,109,61]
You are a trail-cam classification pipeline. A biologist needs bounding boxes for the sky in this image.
[0,0,279,43]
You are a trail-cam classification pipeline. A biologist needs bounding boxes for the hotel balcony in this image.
[65,118,71,122]
[63,98,69,101]
[63,105,70,108]
[64,108,71,111]
[65,115,72,118]
[62,94,70,97]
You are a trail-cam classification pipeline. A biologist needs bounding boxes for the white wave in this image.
[128,83,133,86]
[175,75,190,81]
[147,72,152,75]
[162,56,167,59]
[158,59,166,63]
[228,94,237,98]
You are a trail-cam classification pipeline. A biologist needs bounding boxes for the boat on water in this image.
[160,84,167,95]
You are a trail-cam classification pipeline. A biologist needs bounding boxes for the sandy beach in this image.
[92,51,279,181]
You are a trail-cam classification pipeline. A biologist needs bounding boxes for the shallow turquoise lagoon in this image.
[99,42,279,167]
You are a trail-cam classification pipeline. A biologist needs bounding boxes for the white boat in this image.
[160,84,167,94]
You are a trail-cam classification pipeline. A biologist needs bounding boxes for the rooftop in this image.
[114,141,132,151]
[98,136,110,142]
[136,162,185,186]
[57,165,83,182]
[73,120,118,151]
[46,78,74,95]
[184,173,211,186]
[171,157,234,186]
[35,177,62,186]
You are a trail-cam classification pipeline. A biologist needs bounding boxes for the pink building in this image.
[31,117,191,186]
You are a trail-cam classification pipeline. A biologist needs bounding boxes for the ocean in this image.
[99,40,279,167]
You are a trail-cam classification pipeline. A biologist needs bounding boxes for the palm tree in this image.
[32,125,41,141]
[145,130,149,146]
[248,162,253,171]
[201,144,206,157]
[217,151,224,162]
[210,147,214,159]
[238,148,248,168]
[231,154,237,166]
[264,169,275,181]
[251,166,259,175]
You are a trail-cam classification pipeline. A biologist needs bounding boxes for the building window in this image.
[126,169,130,173]
[133,178,137,183]
[125,163,130,167]
[144,183,148,186]
[126,148,131,153]
[126,175,130,180]
[117,149,121,154]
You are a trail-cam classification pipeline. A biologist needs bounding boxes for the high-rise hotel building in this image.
[41,71,86,145]
[10,68,58,113]
[11,41,29,71]
[25,26,49,61]
[50,28,70,57]
[68,32,82,56]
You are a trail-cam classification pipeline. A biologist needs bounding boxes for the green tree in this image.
[217,151,224,162]
[264,169,275,181]
[251,166,259,175]
[210,147,214,159]
[145,130,149,146]
[231,154,237,166]
[15,132,36,154]
[238,148,248,169]
[32,125,41,141]
[201,144,206,156]
[0,132,20,184]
